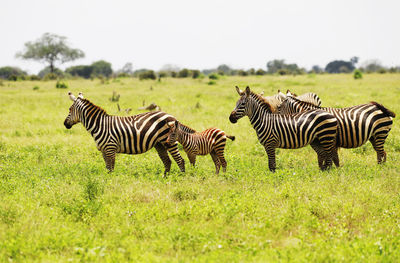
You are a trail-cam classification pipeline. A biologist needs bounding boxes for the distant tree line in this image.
[1,33,399,81]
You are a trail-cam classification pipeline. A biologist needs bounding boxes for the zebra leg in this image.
[154,143,172,176]
[215,148,227,173]
[187,153,197,167]
[332,148,340,167]
[370,135,388,164]
[264,146,276,172]
[210,150,221,174]
[310,142,329,170]
[102,149,116,172]
[165,142,186,173]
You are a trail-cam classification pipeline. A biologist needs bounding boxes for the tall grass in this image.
[0,74,399,261]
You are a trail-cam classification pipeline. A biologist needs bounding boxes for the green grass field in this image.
[0,74,399,262]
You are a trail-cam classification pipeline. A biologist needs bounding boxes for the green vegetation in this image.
[0,74,399,261]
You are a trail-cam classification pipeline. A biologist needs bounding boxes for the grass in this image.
[0,74,399,262]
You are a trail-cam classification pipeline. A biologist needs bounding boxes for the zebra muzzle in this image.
[64,119,72,129]
[229,111,238,123]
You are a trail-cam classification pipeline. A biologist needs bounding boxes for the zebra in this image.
[229,86,339,171]
[277,94,396,164]
[261,90,321,112]
[286,89,322,106]
[63,92,193,176]
[165,121,235,174]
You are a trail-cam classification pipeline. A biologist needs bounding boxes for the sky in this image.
[2,0,399,74]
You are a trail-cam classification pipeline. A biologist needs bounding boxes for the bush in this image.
[0,66,27,79]
[207,80,216,85]
[8,75,18,81]
[28,75,41,81]
[138,70,156,80]
[255,69,266,75]
[33,86,40,91]
[353,69,363,79]
[192,70,200,79]
[43,73,59,81]
[66,65,93,79]
[208,73,219,80]
[238,70,248,76]
[55,80,68,89]
[178,68,190,78]
[91,60,113,77]
[277,69,289,75]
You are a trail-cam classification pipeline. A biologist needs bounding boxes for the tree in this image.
[91,60,112,77]
[350,56,359,67]
[120,62,133,75]
[325,60,355,73]
[311,65,323,73]
[266,59,286,74]
[66,65,93,79]
[16,33,84,73]
[217,64,231,75]
[0,66,27,79]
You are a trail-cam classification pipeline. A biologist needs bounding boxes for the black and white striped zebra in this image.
[63,92,192,175]
[229,86,338,171]
[277,94,396,164]
[261,90,321,112]
[166,121,235,174]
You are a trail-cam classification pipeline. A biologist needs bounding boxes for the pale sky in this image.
[2,0,399,74]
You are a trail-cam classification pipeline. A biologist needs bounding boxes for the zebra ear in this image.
[235,86,244,96]
[78,92,84,99]
[68,91,76,101]
[245,86,251,97]
[278,90,286,100]
[286,90,293,97]
[174,120,179,128]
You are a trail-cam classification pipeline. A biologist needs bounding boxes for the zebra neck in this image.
[177,132,194,149]
[80,106,109,134]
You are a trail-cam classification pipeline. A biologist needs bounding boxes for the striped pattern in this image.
[229,87,338,171]
[64,93,190,175]
[166,121,235,174]
[277,96,396,164]
[261,89,321,112]
[287,90,322,107]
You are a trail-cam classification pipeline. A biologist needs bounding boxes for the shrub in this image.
[8,75,18,81]
[178,68,190,78]
[29,75,41,81]
[277,69,289,75]
[0,66,27,79]
[138,70,156,80]
[238,70,248,76]
[192,70,200,79]
[208,73,219,80]
[208,80,216,85]
[43,73,59,81]
[55,80,68,89]
[33,86,40,91]
[353,69,363,79]
[255,69,266,75]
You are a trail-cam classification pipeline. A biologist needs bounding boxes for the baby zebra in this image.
[166,121,235,174]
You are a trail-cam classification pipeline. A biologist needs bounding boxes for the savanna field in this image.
[1,74,400,262]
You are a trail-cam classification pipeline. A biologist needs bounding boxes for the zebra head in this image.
[64,92,84,129]
[166,120,179,144]
[229,86,251,123]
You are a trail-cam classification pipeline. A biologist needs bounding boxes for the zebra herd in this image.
[64,88,395,175]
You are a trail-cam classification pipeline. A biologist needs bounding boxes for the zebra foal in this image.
[63,92,189,175]
[278,94,396,164]
[229,86,338,171]
[166,121,235,174]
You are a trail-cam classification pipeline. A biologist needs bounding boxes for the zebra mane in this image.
[178,122,196,133]
[285,96,321,108]
[80,98,108,115]
[250,91,273,113]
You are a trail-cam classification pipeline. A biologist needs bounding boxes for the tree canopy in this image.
[16,33,84,73]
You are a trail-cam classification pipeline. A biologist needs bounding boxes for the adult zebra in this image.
[277,94,396,164]
[229,86,338,171]
[262,90,321,112]
[63,92,191,175]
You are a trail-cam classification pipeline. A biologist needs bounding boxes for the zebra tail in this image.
[226,135,235,141]
[371,101,396,118]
